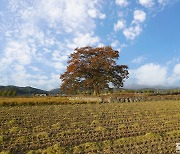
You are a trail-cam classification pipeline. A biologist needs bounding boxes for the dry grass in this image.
[0,97,70,106]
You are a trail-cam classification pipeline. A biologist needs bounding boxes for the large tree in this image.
[60,46,129,95]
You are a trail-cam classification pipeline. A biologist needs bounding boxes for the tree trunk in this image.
[93,90,97,96]
[93,84,99,95]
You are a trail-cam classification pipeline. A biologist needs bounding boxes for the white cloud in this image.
[166,57,180,65]
[133,10,146,23]
[111,40,120,48]
[139,0,154,8]
[173,64,180,75]
[53,62,66,71]
[123,25,142,40]
[7,0,105,34]
[114,20,126,31]
[29,73,61,90]
[48,73,61,90]
[36,0,105,33]
[11,65,29,87]
[110,40,122,52]
[130,63,167,86]
[88,9,106,19]
[168,63,180,85]
[29,66,41,72]
[5,63,60,90]
[88,9,97,18]
[134,63,167,86]
[122,10,146,40]
[115,0,129,7]
[99,13,106,19]
[132,56,146,64]
[4,40,32,65]
[67,32,100,49]
[52,50,68,62]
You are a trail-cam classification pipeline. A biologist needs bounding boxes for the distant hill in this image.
[0,86,48,95]
[124,84,178,90]
[48,88,60,95]
[1,84,179,96]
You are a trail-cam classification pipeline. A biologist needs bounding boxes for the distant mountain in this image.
[1,84,179,96]
[48,88,60,95]
[124,84,178,90]
[0,86,48,95]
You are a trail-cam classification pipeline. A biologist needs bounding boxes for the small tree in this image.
[60,46,129,95]
[7,90,12,97]
[12,91,17,97]
[2,90,7,97]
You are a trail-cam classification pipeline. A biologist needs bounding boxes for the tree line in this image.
[0,90,17,97]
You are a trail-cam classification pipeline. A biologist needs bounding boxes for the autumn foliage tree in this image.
[60,46,129,95]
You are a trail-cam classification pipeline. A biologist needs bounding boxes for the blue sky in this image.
[0,0,180,90]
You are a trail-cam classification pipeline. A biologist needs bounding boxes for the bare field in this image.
[0,99,180,153]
